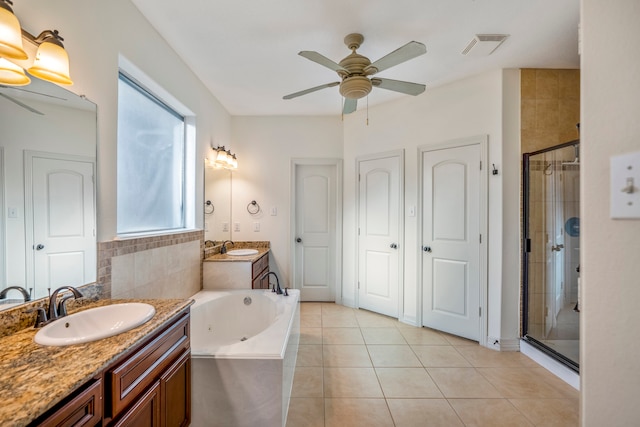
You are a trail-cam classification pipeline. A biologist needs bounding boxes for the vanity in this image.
[203,242,270,290]
[0,299,192,427]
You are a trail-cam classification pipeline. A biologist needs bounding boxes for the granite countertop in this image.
[0,298,193,427]
[204,247,269,263]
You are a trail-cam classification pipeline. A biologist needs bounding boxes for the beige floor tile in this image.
[361,327,407,344]
[323,327,365,344]
[296,344,323,367]
[509,398,579,426]
[477,367,568,398]
[323,345,372,367]
[322,312,359,327]
[427,367,502,398]
[321,303,355,315]
[291,367,323,397]
[299,302,322,315]
[387,399,464,427]
[440,332,479,346]
[375,367,442,398]
[455,346,536,367]
[300,312,322,328]
[399,327,450,345]
[355,310,398,327]
[299,327,322,345]
[323,367,383,398]
[325,398,394,427]
[529,367,580,398]
[412,345,471,367]
[448,398,534,426]
[367,345,422,367]
[286,397,324,427]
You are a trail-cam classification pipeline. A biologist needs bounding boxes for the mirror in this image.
[0,78,97,310]
[204,165,231,243]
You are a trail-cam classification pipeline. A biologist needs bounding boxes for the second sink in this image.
[34,303,156,346]
[226,249,259,256]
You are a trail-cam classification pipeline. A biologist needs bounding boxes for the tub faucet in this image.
[260,272,284,295]
[48,286,83,321]
[220,240,234,254]
[0,286,31,302]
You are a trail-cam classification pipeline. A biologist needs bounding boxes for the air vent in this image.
[461,34,509,56]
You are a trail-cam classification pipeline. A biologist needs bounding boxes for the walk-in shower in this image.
[522,140,580,371]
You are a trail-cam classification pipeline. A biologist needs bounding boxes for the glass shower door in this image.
[523,141,580,370]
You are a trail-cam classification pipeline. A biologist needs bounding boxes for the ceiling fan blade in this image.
[0,92,44,115]
[283,82,340,100]
[299,51,348,73]
[364,41,426,75]
[343,98,357,114]
[371,78,426,96]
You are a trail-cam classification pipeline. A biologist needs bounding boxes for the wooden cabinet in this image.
[31,309,190,427]
[251,253,270,289]
[37,379,102,427]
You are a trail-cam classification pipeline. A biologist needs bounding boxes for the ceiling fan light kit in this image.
[283,32,427,114]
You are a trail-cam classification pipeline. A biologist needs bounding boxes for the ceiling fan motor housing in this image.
[339,51,372,99]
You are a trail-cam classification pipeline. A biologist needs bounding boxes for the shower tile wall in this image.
[521,69,580,153]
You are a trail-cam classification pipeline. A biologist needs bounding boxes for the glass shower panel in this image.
[523,142,580,369]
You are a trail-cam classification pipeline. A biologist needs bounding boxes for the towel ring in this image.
[247,200,261,215]
[204,200,214,215]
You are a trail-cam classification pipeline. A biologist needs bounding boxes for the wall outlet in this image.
[222,222,229,232]
[253,222,260,232]
[234,222,240,232]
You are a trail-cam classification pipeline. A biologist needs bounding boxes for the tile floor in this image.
[286,303,579,427]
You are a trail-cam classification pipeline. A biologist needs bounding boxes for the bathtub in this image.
[190,288,300,427]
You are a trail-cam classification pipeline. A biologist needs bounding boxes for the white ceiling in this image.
[131,0,579,116]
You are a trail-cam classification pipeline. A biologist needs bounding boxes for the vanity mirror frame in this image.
[0,78,97,310]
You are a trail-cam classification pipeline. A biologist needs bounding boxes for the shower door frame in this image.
[521,139,580,372]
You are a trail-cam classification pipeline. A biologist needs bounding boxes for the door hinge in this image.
[358,174,361,182]
[480,161,482,170]
[479,307,482,317]
[479,234,482,244]
[358,282,360,289]
[358,228,360,236]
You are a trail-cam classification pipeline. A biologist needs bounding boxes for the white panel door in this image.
[31,156,95,299]
[422,144,480,340]
[294,164,337,301]
[358,155,401,318]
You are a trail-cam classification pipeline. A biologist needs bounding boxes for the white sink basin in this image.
[34,303,156,346]
[226,249,259,256]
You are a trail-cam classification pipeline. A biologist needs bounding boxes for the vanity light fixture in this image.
[207,145,238,170]
[0,0,73,86]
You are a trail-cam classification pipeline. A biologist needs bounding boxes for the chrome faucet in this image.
[260,272,288,296]
[0,286,31,302]
[220,240,234,254]
[47,286,83,321]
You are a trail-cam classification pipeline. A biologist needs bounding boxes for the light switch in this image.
[253,222,260,232]
[234,222,240,232]
[611,151,640,219]
[270,206,277,216]
[222,222,229,232]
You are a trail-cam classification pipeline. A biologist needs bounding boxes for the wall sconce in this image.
[206,145,238,170]
[0,0,72,86]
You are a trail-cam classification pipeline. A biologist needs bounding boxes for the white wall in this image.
[581,0,640,424]
[342,69,521,346]
[13,0,232,242]
[231,116,343,284]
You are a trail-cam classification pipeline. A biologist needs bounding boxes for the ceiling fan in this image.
[283,33,427,114]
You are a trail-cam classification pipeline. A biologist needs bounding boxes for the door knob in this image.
[296,238,302,243]
[423,246,432,253]
[35,244,45,250]
[390,243,398,249]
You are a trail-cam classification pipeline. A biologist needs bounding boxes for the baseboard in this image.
[520,339,580,390]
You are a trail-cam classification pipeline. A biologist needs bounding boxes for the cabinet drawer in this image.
[108,313,190,418]
[251,253,269,280]
[37,379,102,427]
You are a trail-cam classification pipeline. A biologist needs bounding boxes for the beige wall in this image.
[521,69,580,153]
[581,0,640,424]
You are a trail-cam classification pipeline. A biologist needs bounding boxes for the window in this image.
[117,72,186,234]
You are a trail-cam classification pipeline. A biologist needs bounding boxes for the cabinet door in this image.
[38,379,102,427]
[112,381,161,427]
[161,350,191,427]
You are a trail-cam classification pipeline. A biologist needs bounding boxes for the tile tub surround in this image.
[0,298,192,427]
[100,230,204,299]
[286,303,580,427]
